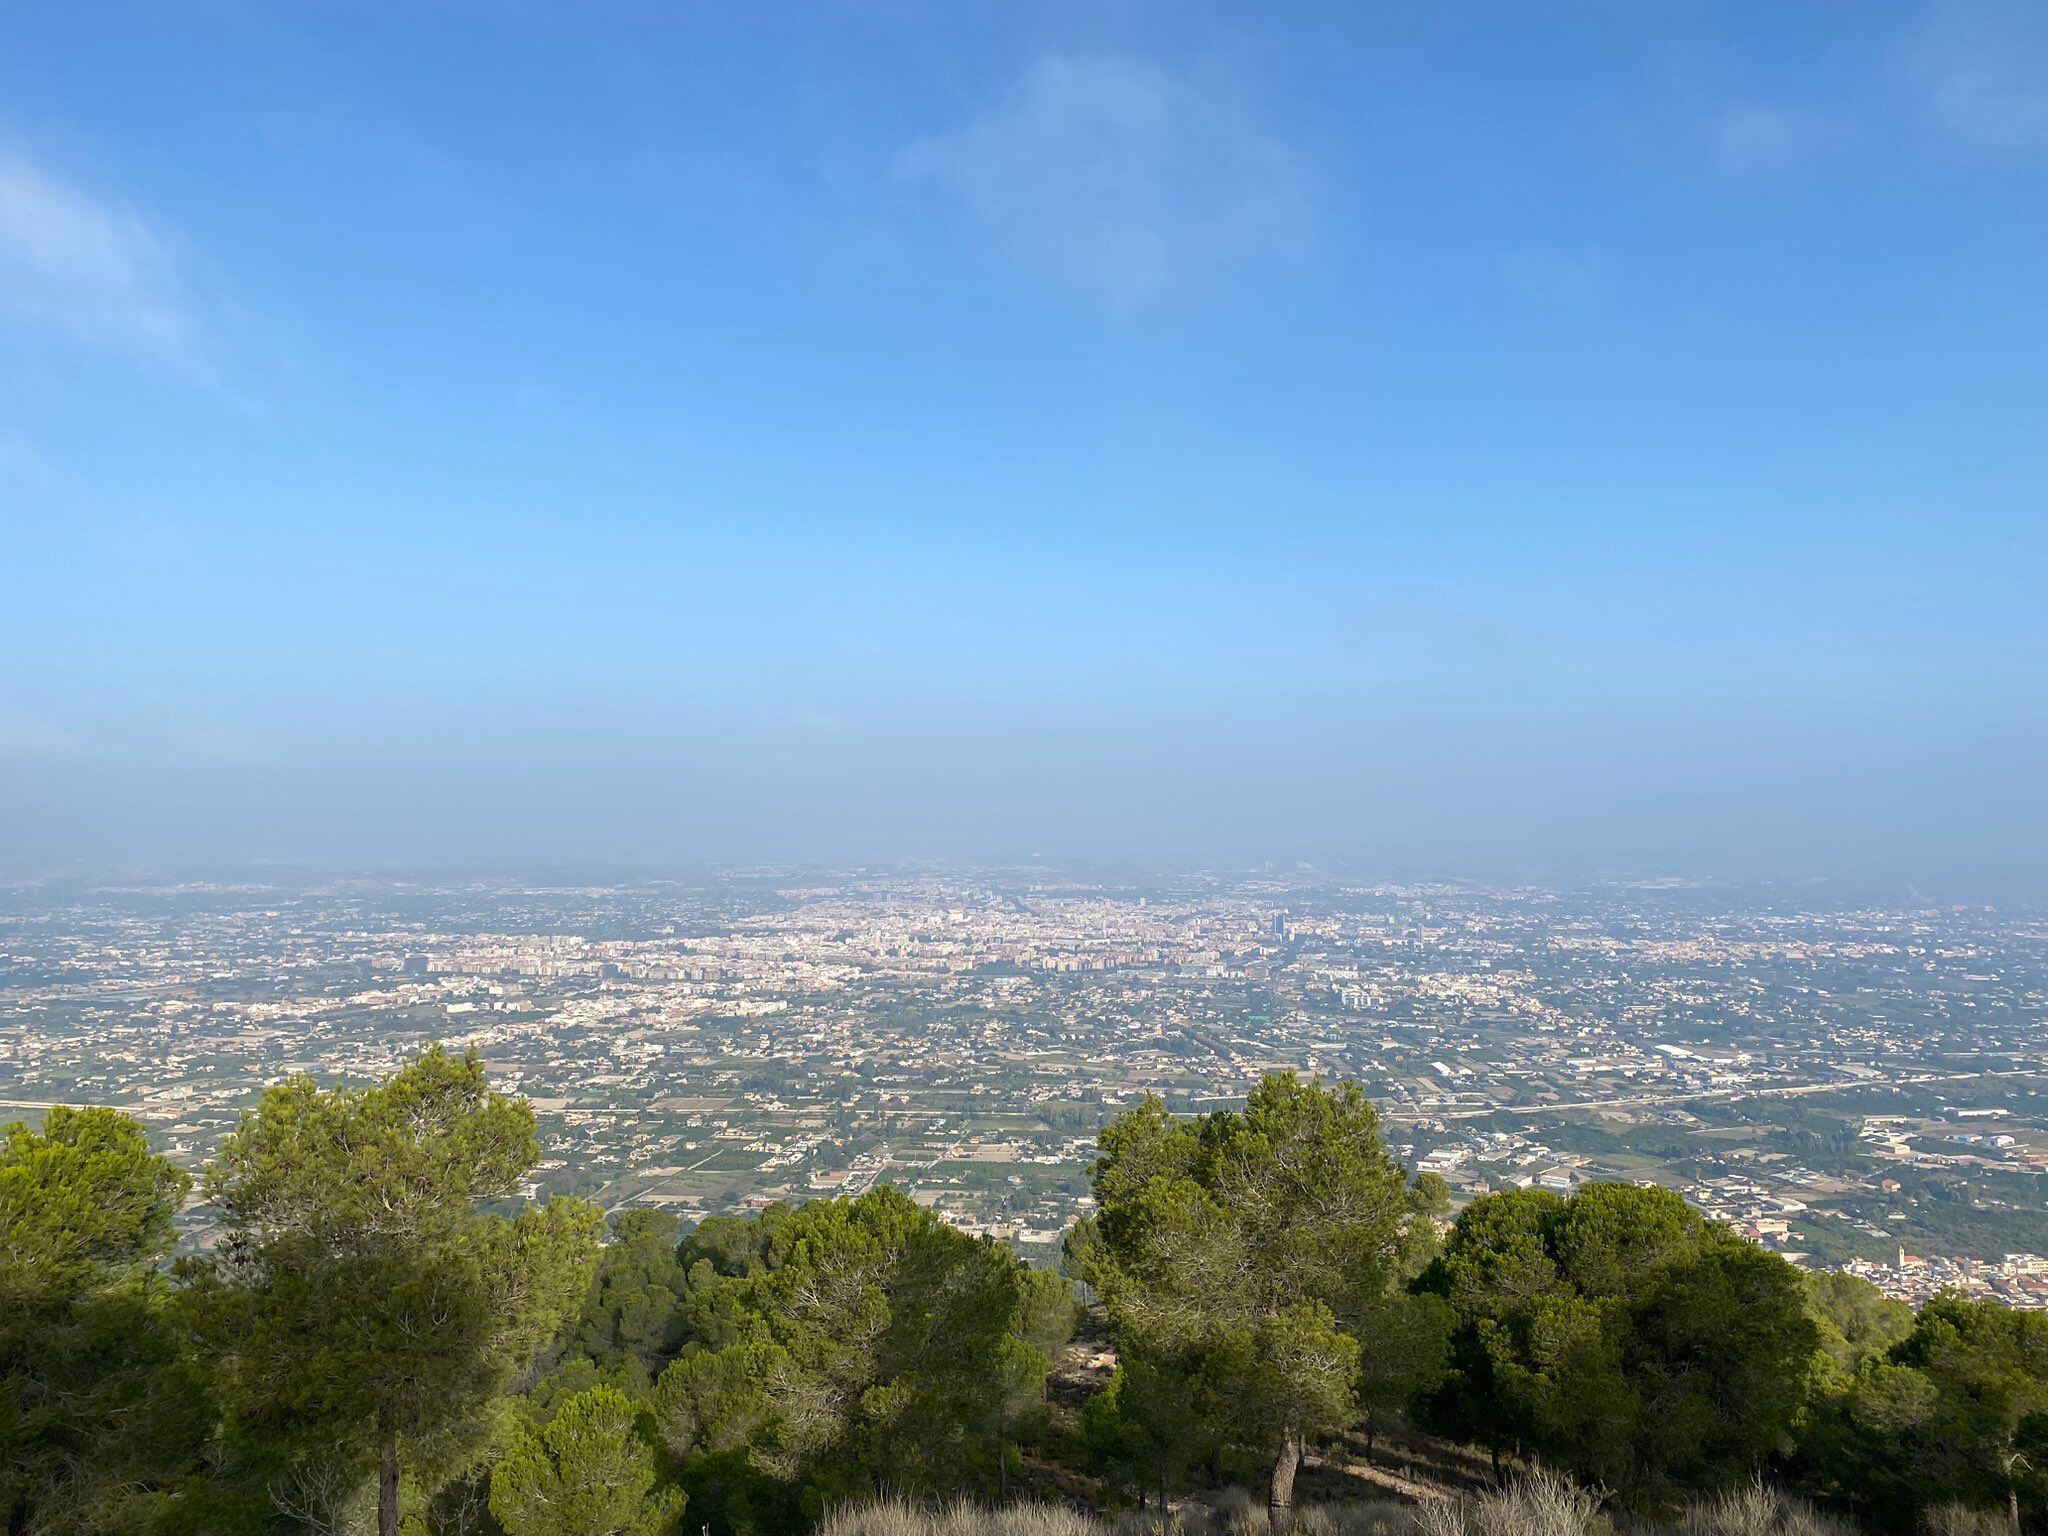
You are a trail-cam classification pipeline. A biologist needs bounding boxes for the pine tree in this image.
[1085,1073,1411,1533]
[192,1045,604,1536]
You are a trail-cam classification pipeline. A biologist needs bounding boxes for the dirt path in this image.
[1306,1454,1449,1503]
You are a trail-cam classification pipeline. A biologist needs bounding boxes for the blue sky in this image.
[3,2,2044,877]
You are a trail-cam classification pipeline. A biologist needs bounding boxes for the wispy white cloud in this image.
[1913,0,2048,150]
[1709,104,1840,173]
[896,53,1310,306]
[0,147,205,372]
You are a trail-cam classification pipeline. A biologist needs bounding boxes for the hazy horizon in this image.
[5,4,2044,883]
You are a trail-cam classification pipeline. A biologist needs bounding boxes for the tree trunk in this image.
[1161,1469,1171,1536]
[998,1436,1008,1503]
[1268,1433,1302,1536]
[379,1429,400,1536]
[1364,1410,1377,1467]
[2010,1485,2021,1536]
[1489,1437,1501,1484]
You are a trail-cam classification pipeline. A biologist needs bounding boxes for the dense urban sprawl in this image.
[4,866,2045,1304]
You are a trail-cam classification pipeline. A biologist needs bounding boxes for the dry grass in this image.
[819,1477,1876,1536]
[825,1494,1411,1536]
[1411,1473,1607,1536]
[821,1500,1109,1536]
[1671,1480,1856,1536]
[1919,1507,2010,1536]
[1129,1489,1410,1536]
[1293,1501,1418,1536]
